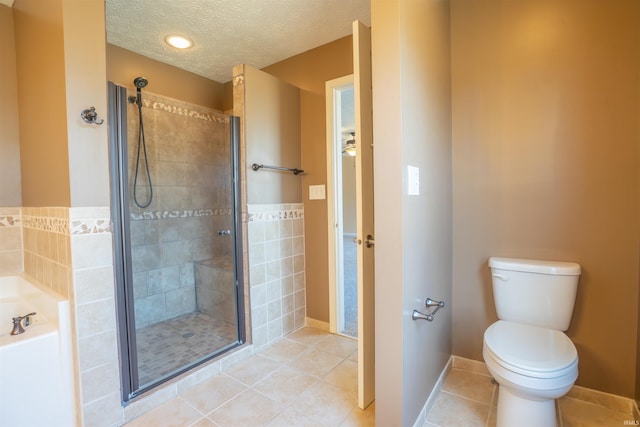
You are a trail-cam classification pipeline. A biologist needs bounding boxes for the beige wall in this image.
[451,0,640,398]
[14,0,70,206]
[263,36,353,321]
[14,0,110,208]
[239,65,302,204]
[637,51,640,406]
[0,6,21,206]
[63,0,110,207]
[372,0,452,424]
[107,44,224,110]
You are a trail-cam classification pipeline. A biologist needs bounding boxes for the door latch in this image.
[365,234,375,248]
[353,235,375,248]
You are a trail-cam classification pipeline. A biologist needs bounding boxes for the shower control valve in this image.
[217,230,231,236]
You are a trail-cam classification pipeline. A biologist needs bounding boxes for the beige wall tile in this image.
[81,362,121,404]
[76,298,117,339]
[71,233,113,269]
[82,392,123,427]
[78,330,118,371]
[74,266,116,305]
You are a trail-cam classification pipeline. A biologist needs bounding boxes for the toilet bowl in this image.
[483,321,578,427]
[484,257,581,427]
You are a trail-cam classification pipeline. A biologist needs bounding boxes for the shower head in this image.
[133,77,148,89]
[130,77,148,107]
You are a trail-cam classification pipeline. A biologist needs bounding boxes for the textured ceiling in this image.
[106,0,370,84]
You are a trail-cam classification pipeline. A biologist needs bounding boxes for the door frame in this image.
[325,74,355,335]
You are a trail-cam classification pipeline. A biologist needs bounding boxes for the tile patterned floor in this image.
[136,312,238,385]
[126,327,638,427]
[425,363,638,427]
[125,327,374,427]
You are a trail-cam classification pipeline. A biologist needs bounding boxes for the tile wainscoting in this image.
[0,207,22,275]
[246,203,306,350]
[2,203,308,426]
[0,206,120,426]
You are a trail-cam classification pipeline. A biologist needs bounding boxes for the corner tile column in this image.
[69,207,123,427]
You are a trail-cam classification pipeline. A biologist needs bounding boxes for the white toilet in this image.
[483,257,581,427]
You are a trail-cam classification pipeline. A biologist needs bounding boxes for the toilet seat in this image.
[484,320,578,379]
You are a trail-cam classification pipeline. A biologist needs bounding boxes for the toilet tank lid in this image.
[489,257,581,276]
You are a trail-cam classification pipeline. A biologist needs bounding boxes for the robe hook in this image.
[80,106,104,125]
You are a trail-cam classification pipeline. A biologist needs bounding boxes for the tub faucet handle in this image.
[10,312,36,335]
[11,317,25,335]
[23,312,36,326]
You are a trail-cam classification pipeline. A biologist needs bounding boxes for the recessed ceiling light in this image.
[164,35,193,49]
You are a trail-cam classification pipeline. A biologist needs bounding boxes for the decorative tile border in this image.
[247,203,304,223]
[22,215,69,234]
[68,207,112,235]
[130,208,232,221]
[19,207,113,235]
[0,215,21,227]
[136,91,229,124]
[70,218,111,235]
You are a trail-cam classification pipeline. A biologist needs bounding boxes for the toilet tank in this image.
[489,257,581,331]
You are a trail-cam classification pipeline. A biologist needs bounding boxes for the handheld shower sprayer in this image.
[129,76,153,208]
[133,76,148,107]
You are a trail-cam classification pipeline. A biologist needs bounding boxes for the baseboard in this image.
[305,317,330,331]
[565,383,638,415]
[412,355,453,427]
[451,355,491,377]
[453,355,639,418]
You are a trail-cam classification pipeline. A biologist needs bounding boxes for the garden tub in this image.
[0,274,74,427]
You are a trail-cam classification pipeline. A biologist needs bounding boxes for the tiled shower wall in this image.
[0,207,23,275]
[127,92,234,328]
[247,203,306,350]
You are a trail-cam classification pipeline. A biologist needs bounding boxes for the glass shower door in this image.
[109,82,244,400]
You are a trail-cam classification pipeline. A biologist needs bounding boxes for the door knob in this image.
[365,234,375,248]
[352,235,374,247]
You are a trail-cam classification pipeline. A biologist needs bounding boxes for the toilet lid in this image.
[484,321,577,374]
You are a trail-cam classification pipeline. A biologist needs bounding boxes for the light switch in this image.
[309,184,326,200]
[407,165,420,196]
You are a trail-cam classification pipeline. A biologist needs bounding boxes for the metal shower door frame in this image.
[108,82,246,403]
[108,82,139,401]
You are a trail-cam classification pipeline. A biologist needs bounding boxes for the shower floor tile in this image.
[136,311,238,385]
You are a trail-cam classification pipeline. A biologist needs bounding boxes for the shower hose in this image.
[133,96,153,209]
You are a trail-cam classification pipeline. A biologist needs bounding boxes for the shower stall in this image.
[108,81,245,400]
